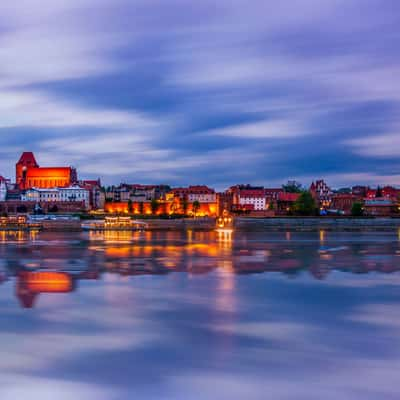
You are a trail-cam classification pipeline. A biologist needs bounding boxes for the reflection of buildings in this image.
[1,230,400,308]
[16,271,75,308]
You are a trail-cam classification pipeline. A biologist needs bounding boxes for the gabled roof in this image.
[17,152,39,167]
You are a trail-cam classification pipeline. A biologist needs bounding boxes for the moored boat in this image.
[82,216,148,231]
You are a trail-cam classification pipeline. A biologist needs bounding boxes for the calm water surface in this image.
[1,229,400,399]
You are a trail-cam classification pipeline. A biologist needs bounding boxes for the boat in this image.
[82,216,148,231]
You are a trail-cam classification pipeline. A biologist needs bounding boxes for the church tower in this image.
[16,152,39,189]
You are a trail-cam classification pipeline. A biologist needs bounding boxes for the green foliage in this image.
[351,202,364,216]
[293,191,316,215]
[336,187,351,194]
[180,197,188,215]
[192,200,200,216]
[150,198,160,215]
[127,199,133,214]
[282,180,303,193]
[138,202,144,214]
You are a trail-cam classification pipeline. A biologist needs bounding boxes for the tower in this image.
[16,152,39,189]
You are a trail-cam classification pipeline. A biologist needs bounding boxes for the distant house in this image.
[331,194,358,214]
[0,176,9,202]
[277,192,300,214]
[228,185,266,211]
[363,198,397,216]
[310,180,332,208]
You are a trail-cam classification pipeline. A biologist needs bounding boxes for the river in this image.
[0,229,399,399]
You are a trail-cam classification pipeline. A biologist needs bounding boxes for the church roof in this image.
[17,152,39,167]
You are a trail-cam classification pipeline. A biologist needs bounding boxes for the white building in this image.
[22,188,59,202]
[238,195,266,210]
[22,185,90,209]
[233,187,266,211]
[0,176,8,201]
[58,186,90,208]
[185,186,217,203]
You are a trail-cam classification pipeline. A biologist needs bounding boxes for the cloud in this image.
[346,133,400,158]
[0,374,116,400]
[0,0,400,186]
[202,119,307,139]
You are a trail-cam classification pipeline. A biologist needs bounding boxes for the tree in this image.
[351,202,364,216]
[127,199,133,214]
[293,191,316,215]
[282,180,303,193]
[169,201,178,215]
[138,202,144,215]
[150,198,160,215]
[180,197,188,215]
[192,200,200,217]
[268,202,274,211]
[376,186,383,198]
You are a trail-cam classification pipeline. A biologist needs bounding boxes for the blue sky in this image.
[0,0,399,189]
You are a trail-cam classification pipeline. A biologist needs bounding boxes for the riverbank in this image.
[3,216,400,232]
[236,217,400,231]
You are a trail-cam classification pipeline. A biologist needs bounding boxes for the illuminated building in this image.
[276,192,300,214]
[170,186,216,203]
[16,152,77,190]
[363,198,396,216]
[105,184,170,202]
[331,194,358,214]
[310,179,333,208]
[79,179,104,209]
[228,185,266,211]
[22,185,90,209]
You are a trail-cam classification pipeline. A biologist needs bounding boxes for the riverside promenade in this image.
[236,217,400,231]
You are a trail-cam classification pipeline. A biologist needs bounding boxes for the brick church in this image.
[16,152,77,190]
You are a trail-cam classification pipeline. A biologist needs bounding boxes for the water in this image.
[1,229,400,399]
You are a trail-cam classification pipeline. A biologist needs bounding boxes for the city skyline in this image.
[2,149,400,191]
[0,1,400,189]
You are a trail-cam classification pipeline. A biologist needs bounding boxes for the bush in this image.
[293,191,317,216]
[351,202,364,216]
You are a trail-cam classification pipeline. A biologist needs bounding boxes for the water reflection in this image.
[1,230,400,308]
[2,230,400,399]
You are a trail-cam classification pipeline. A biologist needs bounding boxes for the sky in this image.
[0,0,399,189]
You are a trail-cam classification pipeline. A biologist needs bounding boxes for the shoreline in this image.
[2,216,400,232]
[235,217,400,231]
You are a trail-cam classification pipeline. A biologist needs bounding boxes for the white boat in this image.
[82,216,148,231]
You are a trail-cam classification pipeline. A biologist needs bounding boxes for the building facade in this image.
[0,176,9,202]
[16,152,77,190]
[228,185,266,211]
[22,185,90,209]
[310,180,333,208]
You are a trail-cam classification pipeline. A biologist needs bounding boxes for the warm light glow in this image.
[22,272,73,293]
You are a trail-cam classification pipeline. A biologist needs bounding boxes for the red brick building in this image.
[310,180,332,208]
[16,152,77,190]
[331,194,358,214]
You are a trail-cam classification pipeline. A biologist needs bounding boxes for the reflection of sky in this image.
[1,231,400,399]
